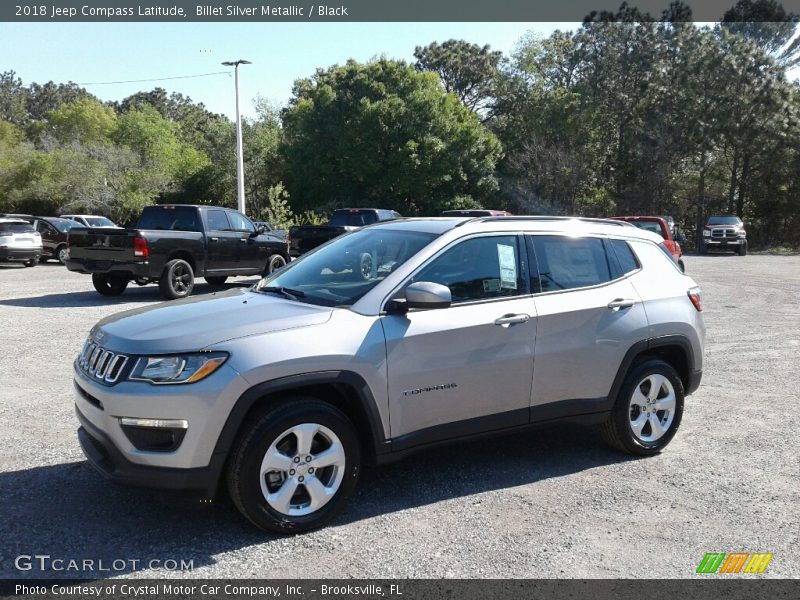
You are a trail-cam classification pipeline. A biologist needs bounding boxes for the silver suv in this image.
[74,217,705,533]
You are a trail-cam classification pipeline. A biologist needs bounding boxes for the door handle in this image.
[607,298,636,310]
[209,237,219,242]
[494,313,530,326]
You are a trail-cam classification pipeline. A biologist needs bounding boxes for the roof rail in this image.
[454,215,634,228]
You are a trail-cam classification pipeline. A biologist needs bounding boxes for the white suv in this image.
[74,216,705,533]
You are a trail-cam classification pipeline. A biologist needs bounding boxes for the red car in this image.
[610,216,685,272]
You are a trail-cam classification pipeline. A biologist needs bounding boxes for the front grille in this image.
[78,339,129,384]
[711,228,736,239]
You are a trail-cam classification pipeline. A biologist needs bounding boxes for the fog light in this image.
[119,418,187,452]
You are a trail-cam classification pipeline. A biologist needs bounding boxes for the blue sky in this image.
[0,22,576,120]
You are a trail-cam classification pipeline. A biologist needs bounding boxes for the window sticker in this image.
[497,243,517,289]
[483,278,501,293]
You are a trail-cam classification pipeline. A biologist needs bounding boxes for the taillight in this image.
[134,237,149,258]
[688,287,703,312]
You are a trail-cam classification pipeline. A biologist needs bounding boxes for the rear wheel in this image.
[25,257,37,267]
[264,254,287,277]
[57,245,69,264]
[159,259,194,300]
[226,398,361,534]
[92,273,128,296]
[601,359,684,455]
[205,276,228,286]
[677,259,685,272]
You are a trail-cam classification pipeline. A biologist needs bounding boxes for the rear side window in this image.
[530,235,613,291]
[138,207,201,232]
[206,210,231,231]
[609,239,640,275]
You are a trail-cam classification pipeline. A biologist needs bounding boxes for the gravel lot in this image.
[0,255,798,579]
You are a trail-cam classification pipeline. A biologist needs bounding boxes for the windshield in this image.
[329,210,379,227]
[630,221,663,235]
[84,217,116,227]
[257,228,437,306]
[50,218,77,233]
[707,216,741,226]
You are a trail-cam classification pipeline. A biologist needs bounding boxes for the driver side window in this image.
[415,235,523,303]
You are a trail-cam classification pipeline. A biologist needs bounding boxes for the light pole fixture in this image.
[221,59,252,215]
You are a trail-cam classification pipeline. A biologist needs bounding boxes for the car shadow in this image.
[0,424,635,578]
[0,281,259,308]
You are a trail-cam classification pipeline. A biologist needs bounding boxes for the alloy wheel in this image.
[628,374,676,442]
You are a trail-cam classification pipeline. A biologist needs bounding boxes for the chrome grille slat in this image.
[77,338,129,384]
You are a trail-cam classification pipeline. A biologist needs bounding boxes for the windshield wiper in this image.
[258,286,306,300]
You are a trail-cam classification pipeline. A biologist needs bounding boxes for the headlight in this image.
[702,229,711,237]
[129,352,228,384]
[737,229,746,237]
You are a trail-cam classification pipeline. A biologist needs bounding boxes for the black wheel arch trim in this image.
[607,334,699,405]
[212,370,390,469]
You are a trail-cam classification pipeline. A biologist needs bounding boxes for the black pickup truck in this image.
[65,204,290,299]
[288,208,401,257]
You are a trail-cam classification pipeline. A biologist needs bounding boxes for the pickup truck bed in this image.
[66,205,290,299]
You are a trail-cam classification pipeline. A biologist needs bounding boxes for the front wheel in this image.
[600,359,684,456]
[677,259,685,272]
[92,273,128,296]
[264,254,287,277]
[738,242,747,256]
[226,398,361,534]
[25,257,37,267]
[159,259,195,300]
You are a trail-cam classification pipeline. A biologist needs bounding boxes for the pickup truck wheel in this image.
[226,398,361,534]
[92,273,128,296]
[159,259,195,300]
[57,245,69,264]
[600,359,684,456]
[205,276,228,286]
[264,254,287,276]
[738,242,747,256]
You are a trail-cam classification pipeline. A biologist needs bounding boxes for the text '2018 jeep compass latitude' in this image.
[74,217,705,533]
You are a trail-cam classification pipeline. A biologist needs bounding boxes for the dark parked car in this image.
[65,204,290,300]
[701,215,747,255]
[28,216,78,263]
[288,208,402,257]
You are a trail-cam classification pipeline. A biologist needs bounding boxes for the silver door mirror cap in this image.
[404,281,452,309]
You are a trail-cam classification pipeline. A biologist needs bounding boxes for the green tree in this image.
[48,98,117,146]
[281,59,502,216]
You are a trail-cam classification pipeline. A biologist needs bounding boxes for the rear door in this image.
[528,234,649,420]
[382,234,536,442]
[205,209,238,272]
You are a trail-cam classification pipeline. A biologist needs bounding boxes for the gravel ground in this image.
[0,255,798,579]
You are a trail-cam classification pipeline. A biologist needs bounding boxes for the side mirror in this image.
[389,281,452,312]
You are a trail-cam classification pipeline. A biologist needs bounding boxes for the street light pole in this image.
[222,59,251,215]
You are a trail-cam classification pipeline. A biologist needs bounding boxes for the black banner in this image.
[2,580,800,600]
[3,0,800,23]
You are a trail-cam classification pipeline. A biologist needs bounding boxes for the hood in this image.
[90,288,333,354]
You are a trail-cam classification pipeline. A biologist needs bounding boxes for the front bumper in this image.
[73,359,250,495]
[704,238,745,247]
[76,406,222,497]
[0,246,41,262]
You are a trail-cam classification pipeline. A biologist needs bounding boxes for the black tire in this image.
[264,254,287,277]
[92,273,128,296]
[738,242,747,256]
[677,259,685,273]
[359,253,374,280]
[226,398,361,534]
[158,259,194,300]
[56,245,69,264]
[205,276,228,286]
[24,257,37,267]
[600,359,684,456]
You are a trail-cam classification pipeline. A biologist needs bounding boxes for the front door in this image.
[382,234,536,444]
[205,209,238,272]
